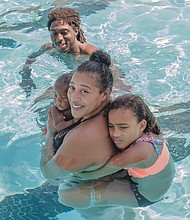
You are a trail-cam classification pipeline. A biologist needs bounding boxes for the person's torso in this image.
[126,133,175,201]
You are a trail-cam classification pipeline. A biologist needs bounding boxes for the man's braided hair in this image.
[47,8,86,43]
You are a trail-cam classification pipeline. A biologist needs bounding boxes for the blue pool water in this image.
[0,0,190,219]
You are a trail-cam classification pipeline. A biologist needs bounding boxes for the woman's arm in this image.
[40,134,61,179]
[40,108,93,179]
[40,108,70,179]
[40,112,115,179]
[78,142,151,180]
[78,159,122,180]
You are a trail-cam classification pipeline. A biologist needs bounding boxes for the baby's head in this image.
[54,72,73,111]
[107,94,160,149]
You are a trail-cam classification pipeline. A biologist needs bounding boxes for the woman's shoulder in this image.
[65,114,110,144]
[81,114,108,134]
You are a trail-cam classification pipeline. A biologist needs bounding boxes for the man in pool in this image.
[19,7,97,97]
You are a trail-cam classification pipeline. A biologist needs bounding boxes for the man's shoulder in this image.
[41,43,53,51]
[82,42,97,55]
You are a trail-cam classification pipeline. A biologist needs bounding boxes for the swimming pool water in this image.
[0,0,190,219]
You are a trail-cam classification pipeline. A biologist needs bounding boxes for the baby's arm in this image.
[50,105,74,132]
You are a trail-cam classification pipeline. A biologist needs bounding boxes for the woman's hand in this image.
[47,106,57,135]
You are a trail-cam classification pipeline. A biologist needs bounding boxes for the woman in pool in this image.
[40,49,117,181]
[57,94,175,208]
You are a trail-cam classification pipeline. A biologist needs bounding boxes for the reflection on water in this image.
[0,0,190,219]
[0,1,113,33]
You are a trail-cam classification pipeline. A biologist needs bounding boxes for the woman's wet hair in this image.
[47,8,86,43]
[76,50,113,93]
[108,94,161,134]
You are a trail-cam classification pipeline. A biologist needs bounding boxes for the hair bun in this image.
[90,50,111,67]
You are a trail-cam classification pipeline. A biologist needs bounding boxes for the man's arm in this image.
[23,43,54,68]
[33,86,54,104]
[19,43,54,97]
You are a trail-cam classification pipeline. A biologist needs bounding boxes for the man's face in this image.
[50,20,78,53]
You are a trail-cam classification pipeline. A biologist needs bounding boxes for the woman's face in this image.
[67,72,107,119]
[108,108,144,149]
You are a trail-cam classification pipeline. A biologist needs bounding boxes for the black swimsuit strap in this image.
[53,119,81,153]
[55,119,81,139]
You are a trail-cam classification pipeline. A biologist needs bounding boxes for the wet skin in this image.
[50,20,79,54]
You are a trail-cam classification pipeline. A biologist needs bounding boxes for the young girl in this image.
[58,94,175,208]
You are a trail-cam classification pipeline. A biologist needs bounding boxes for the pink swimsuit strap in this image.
[127,140,170,178]
[134,132,163,156]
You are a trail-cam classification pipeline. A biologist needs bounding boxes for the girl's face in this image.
[54,83,70,111]
[108,108,145,149]
[67,72,107,119]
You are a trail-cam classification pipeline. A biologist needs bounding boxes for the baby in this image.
[45,72,77,153]
[50,73,74,132]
